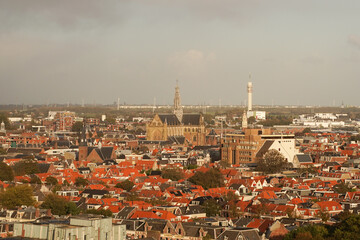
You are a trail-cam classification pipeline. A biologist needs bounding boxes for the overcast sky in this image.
[1,0,359,106]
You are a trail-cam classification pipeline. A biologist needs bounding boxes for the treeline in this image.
[285,213,360,240]
[258,115,293,127]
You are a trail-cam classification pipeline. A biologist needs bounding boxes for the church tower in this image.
[242,111,248,129]
[78,119,88,161]
[173,81,183,122]
[0,121,5,134]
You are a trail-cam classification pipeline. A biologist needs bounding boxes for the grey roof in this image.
[38,163,51,173]
[182,114,201,125]
[256,140,274,158]
[116,207,136,219]
[158,114,180,125]
[296,154,313,163]
[168,136,185,144]
[241,229,262,240]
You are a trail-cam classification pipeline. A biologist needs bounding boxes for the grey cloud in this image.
[0,0,131,32]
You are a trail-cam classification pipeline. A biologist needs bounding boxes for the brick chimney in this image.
[35,208,40,218]
[46,209,52,217]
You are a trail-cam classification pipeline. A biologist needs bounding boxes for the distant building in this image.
[221,128,297,165]
[13,215,126,240]
[146,83,206,146]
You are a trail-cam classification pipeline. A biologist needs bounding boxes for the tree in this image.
[0,148,7,155]
[256,149,287,174]
[41,193,79,216]
[203,199,221,217]
[161,167,184,181]
[30,175,42,184]
[46,176,58,185]
[115,180,134,192]
[333,182,355,194]
[0,185,35,209]
[316,209,330,223]
[126,192,140,201]
[63,180,70,186]
[71,121,83,133]
[248,116,256,124]
[0,162,14,181]
[12,160,39,176]
[284,224,328,240]
[86,208,113,217]
[219,160,230,168]
[187,164,198,170]
[333,214,360,240]
[189,168,224,190]
[75,177,89,187]
[0,114,12,130]
[302,128,312,134]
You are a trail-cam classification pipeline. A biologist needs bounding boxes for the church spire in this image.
[173,80,183,122]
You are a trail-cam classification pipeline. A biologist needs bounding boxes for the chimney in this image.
[46,209,52,217]
[35,208,40,218]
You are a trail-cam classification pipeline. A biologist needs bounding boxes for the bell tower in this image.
[78,119,88,161]
[173,80,183,122]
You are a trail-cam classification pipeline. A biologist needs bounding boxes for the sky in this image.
[0,0,360,106]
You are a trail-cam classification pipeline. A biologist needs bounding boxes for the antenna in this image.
[153,97,156,113]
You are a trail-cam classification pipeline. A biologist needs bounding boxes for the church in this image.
[146,83,206,146]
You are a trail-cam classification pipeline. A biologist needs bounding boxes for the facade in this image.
[221,128,297,165]
[13,216,126,240]
[146,83,206,146]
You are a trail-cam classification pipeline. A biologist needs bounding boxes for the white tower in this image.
[0,121,5,132]
[247,75,253,111]
[242,111,248,129]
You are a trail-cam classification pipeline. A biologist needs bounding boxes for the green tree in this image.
[46,176,58,185]
[0,185,35,209]
[302,128,312,134]
[30,175,42,184]
[284,224,328,240]
[248,116,256,124]
[41,193,80,216]
[71,121,83,133]
[333,182,354,194]
[219,160,230,168]
[86,208,113,217]
[0,162,14,181]
[0,114,12,130]
[161,167,184,181]
[333,214,360,240]
[51,184,62,193]
[189,168,224,190]
[203,199,221,217]
[316,209,330,223]
[12,160,39,176]
[115,180,134,192]
[187,164,198,170]
[126,192,140,201]
[256,149,287,174]
[0,148,7,155]
[75,177,89,187]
